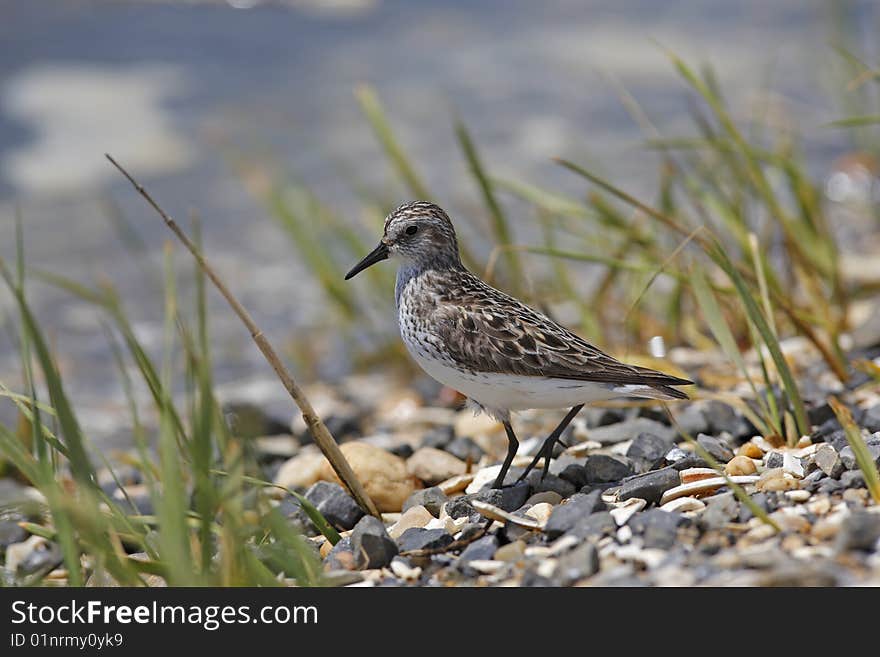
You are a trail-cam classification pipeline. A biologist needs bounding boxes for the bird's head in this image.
[344,201,461,279]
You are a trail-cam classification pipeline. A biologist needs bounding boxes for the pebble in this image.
[388,505,433,540]
[471,500,544,530]
[840,443,880,471]
[680,467,720,484]
[782,452,805,478]
[630,509,682,549]
[406,447,467,485]
[567,511,617,541]
[524,502,554,526]
[526,491,563,507]
[609,497,646,526]
[699,492,739,530]
[813,443,844,478]
[557,463,588,489]
[304,481,365,531]
[626,433,672,473]
[697,434,734,462]
[544,491,606,539]
[737,442,764,459]
[446,482,530,521]
[583,454,634,483]
[397,527,454,552]
[402,486,448,517]
[438,473,475,495]
[465,466,500,494]
[5,535,62,576]
[724,455,757,476]
[454,412,503,443]
[445,436,483,463]
[835,511,880,552]
[618,466,680,505]
[660,474,760,504]
[0,517,27,549]
[755,468,797,493]
[785,490,811,503]
[552,542,599,585]
[456,535,499,572]
[324,537,356,571]
[350,516,398,569]
[421,426,454,450]
[317,441,415,512]
[841,470,866,489]
[389,557,422,581]
[660,496,706,513]
[494,540,526,562]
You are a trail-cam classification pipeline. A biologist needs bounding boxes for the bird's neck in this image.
[395,256,463,307]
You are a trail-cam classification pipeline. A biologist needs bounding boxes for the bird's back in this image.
[396,265,691,409]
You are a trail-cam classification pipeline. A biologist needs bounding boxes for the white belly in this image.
[411,350,622,413]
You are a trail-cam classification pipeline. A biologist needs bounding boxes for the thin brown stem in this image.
[105,154,380,518]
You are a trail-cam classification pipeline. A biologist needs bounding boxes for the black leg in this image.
[516,404,585,483]
[493,421,520,489]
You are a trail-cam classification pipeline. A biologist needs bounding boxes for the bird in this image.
[345,201,692,488]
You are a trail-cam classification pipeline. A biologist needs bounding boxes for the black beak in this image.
[344,242,389,280]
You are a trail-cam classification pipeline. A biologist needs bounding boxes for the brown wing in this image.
[429,271,692,391]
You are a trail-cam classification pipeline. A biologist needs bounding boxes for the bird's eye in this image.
[405,225,418,236]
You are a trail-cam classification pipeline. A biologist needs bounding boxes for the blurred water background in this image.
[0,0,877,444]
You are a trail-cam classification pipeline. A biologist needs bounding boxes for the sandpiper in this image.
[345,202,692,488]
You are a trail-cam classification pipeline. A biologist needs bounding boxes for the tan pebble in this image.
[737,442,764,459]
[771,511,810,533]
[466,560,505,574]
[781,534,806,551]
[843,488,868,504]
[755,468,795,492]
[454,411,503,440]
[563,440,602,457]
[376,389,422,424]
[757,477,799,492]
[471,500,543,530]
[495,540,526,562]
[320,540,334,559]
[660,496,706,513]
[659,475,759,505]
[744,524,777,542]
[807,496,831,516]
[317,441,416,513]
[274,449,326,490]
[796,435,812,448]
[465,466,501,494]
[680,467,720,484]
[406,447,467,486]
[725,455,757,476]
[751,436,777,452]
[389,505,433,540]
[785,489,811,503]
[609,497,646,526]
[811,517,842,541]
[389,558,422,580]
[524,502,554,525]
[437,473,474,495]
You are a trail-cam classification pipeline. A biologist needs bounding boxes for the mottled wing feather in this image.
[430,270,692,390]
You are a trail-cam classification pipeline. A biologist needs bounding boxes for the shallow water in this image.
[0,0,874,444]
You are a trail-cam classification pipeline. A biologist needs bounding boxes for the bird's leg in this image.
[493,421,520,489]
[517,404,585,483]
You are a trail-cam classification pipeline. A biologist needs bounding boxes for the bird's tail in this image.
[612,383,691,401]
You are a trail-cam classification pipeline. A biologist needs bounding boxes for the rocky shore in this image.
[2,341,880,587]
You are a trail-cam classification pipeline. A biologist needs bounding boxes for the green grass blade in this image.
[355,84,431,199]
[829,398,880,503]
